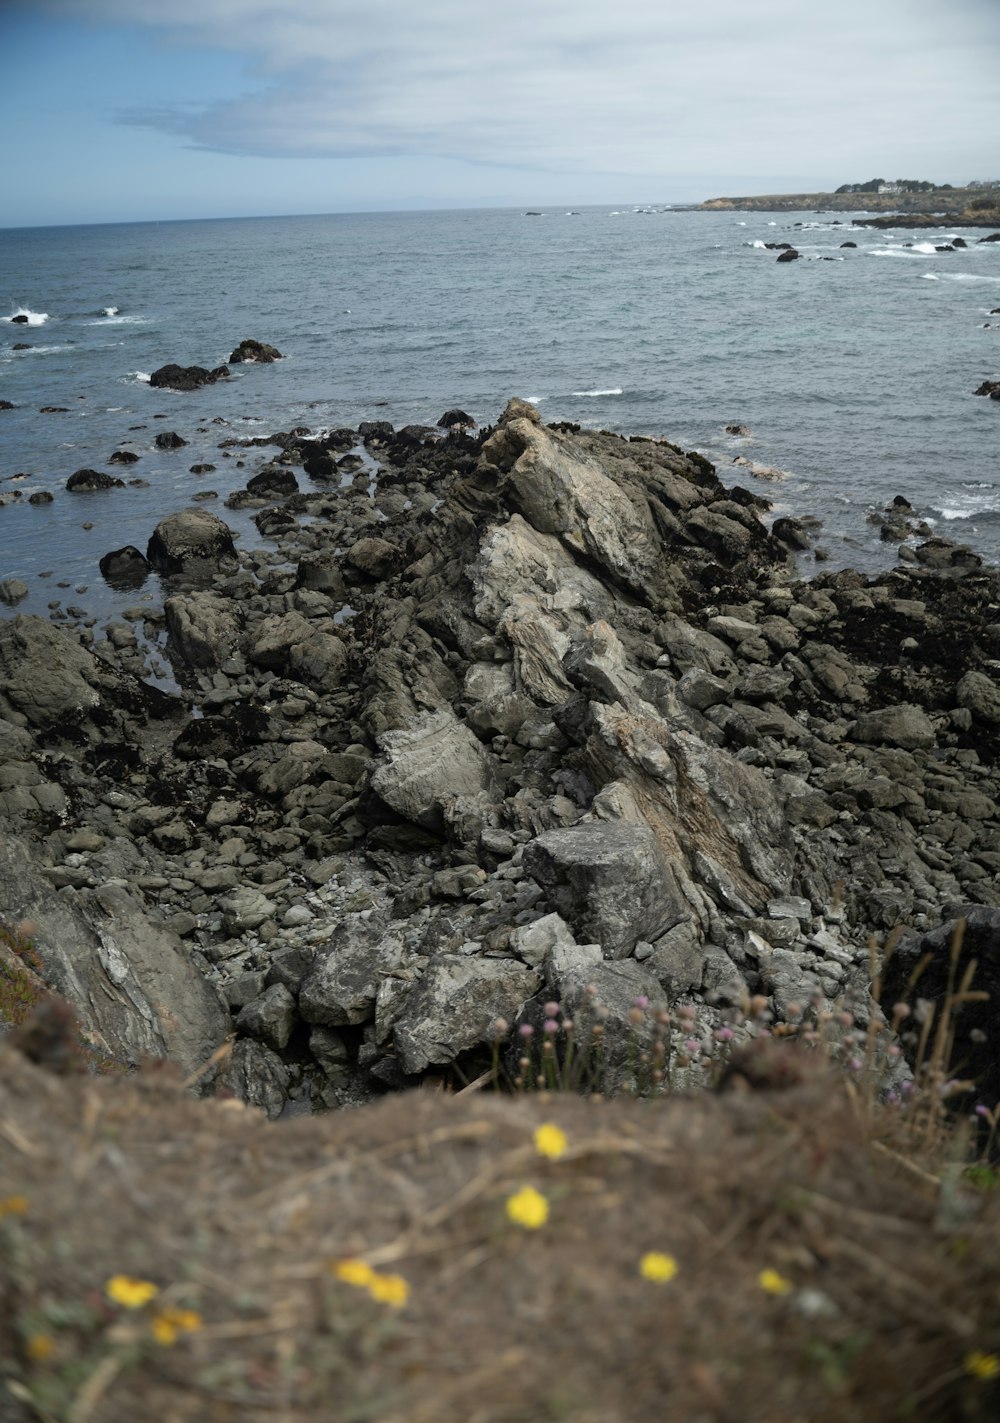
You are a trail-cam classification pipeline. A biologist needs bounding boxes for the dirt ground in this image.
[1,1041,999,1423]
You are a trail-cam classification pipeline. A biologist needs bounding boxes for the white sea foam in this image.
[572,387,623,397]
[133,371,151,383]
[103,306,119,316]
[913,242,941,255]
[524,395,544,404]
[921,273,940,280]
[7,307,48,326]
[752,240,767,249]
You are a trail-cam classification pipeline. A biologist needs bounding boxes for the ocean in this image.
[2,205,999,626]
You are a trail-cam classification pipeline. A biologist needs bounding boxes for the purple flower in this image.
[714,1026,735,1043]
[632,996,649,1011]
[543,1019,560,1035]
[518,1023,534,1039]
[543,1001,561,1018]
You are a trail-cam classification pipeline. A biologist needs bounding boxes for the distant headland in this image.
[698,178,1000,226]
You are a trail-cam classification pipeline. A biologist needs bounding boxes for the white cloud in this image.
[41,0,1000,180]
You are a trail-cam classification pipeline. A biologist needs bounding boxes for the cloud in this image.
[40,0,1000,179]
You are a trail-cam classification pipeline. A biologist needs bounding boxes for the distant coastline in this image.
[697,188,1000,226]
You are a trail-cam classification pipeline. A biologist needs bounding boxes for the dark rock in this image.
[228,338,282,364]
[882,909,1000,1123]
[10,314,29,324]
[358,420,394,443]
[149,363,229,391]
[236,983,297,1052]
[189,463,215,473]
[840,241,858,248]
[725,423,751,436]
[40,406,68,413]
[978,234,1000,244]
[146,509,239,576]
[12,343,30,350]
[108,449,140,465]
[523,822,688,960]
[771,516,812,550]
[154,431,187,450]
[437,408,475,428]
[246,466,298,498]
[974,380,1000,401]
[776,249,801,262]
[0,400,14,410]
[66,469,125,493]
[28,491,53,505]
[99,546,150,590]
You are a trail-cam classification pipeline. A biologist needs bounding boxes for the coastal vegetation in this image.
[699,183,1000,221]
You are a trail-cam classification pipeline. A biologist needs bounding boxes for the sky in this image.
[2,0,999,228]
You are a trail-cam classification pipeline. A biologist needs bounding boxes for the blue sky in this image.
[3,0,1000,228]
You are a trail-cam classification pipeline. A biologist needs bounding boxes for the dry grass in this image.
[1,1038,999,1423]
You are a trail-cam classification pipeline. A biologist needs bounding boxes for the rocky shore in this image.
[2,399,998,1115]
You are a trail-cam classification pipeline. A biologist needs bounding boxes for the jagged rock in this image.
[483,412,667,601]
[510,913,576,969]
[0,834,228,1074]
[221,888,274,934]
[437,408,475,428]
[523,822,687,959]
[235,983,297,1052]
[287,631,348,688]
[147,509,239,576]
[108,449,140,465]
[228,339,282,364]
[154,431,187,450]
[346,537,396,578]
[369,707,491,832]
[247,466,298,498]
[299,925,406,1026]
[220,1038,289,1119]
[393,955,541,1074]
[248,611,314,672]
[164,592,242,671]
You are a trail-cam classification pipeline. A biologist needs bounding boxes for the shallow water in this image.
[2,206,999,624]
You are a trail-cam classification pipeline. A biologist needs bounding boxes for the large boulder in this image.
[164,591,243,671]
[393,955,541,1074]
[523,822,688,960]
[368,708,492,832]
[0,615,102,728]
[0,832,229,1075]
[299,924,407,1027]
[149,363,229,391]
[146,509,239,577]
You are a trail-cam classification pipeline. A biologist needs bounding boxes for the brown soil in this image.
[2,1043,999,1423]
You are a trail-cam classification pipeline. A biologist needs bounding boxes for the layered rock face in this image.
[2,402,998,1113]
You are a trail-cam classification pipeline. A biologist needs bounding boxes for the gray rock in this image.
[0,615,101,728]
[146,509,239,576]
[220,1038,289,1119]
[248,611,315,672]
[221,887,274,933]
[165,592,242,671]
[299,925,406,1026]
[370,707,491,832]
[236,982,297,1051]
[394,954,541,1074]
[851,703,936,750]
[957,671,1000,725]
[523,822,687,959]
[0,579,29,606]
[0,832,229,1074]
[510,912,576,968]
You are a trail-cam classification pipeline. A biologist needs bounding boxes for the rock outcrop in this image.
[2,399,998,1115]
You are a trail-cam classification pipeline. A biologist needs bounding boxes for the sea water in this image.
[1,206,999,624]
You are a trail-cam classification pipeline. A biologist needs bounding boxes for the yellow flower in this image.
[105,1275,159,1309]
[965,1351,1000,1381]
[758,1268,793,1297]
[534,1123,568,1160]
[505,1185,550,1229]
[0,1196,27,1219]
[367,1273,410,1308]
[639,1252,679,1284]
[150,1307,202,1347]
[332,1259,376,1288]
[26,1334,55,1363]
